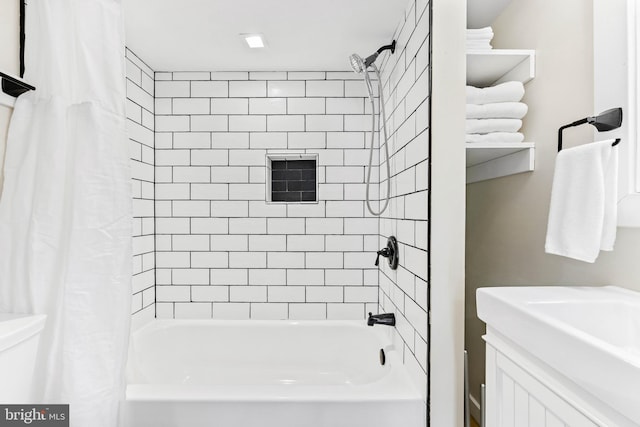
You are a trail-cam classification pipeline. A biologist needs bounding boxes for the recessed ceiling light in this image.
[242,34,265,49]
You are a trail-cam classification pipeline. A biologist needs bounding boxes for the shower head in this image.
[349,54,365,73]
[348,40,397,73]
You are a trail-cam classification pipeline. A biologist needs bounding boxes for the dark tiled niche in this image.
[269,156,318,203]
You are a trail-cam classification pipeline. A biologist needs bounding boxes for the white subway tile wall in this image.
[126,48,156,328]
[124,2,431,412]
[153,70,380,320]
[377,0,430,402]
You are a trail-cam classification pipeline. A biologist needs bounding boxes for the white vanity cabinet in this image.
[478,286,640,427]
[486,331,602,427]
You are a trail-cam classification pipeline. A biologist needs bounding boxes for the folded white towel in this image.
[466,82,525,104]
[545,140,619,263]
[467,38,493,44]
[466,34,493,41]
[466,41,493,50]
[466,27,494,37]
[465,132,525,143]
[466,102,528,119]
[466,35,493,42]
[466,119,522,134]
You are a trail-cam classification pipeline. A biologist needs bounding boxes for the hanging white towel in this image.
[466,82,525,104]
[466,102,528,119]
[465,132,524,143]
[466,118,522,134]
[545,140,619,263]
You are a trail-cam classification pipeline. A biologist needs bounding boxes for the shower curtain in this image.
[0,1,131,426]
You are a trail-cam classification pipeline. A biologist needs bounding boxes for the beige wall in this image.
[0,0,20,191]
[465,0,640,412]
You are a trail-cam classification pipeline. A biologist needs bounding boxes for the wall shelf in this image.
[466,49,536,183]
[466,142,534,184]
[467,49,535,87]
[467,0,512,28]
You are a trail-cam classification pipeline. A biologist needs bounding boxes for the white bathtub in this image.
[120,320,424,427]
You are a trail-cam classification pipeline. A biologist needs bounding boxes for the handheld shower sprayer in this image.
[349,40,396,216]
[349,54,365,74]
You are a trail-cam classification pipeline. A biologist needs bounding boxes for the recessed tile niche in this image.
[267,154,318,203]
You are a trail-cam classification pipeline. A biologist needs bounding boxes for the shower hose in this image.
[361,63,391,216]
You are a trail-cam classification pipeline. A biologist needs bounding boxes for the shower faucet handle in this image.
[375,248,391,266]
[374,236,399,270]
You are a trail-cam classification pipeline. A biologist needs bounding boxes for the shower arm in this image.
[363,41,397,69]
[376,40,396,55]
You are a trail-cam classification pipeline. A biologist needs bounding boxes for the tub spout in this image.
[367,312,396,327]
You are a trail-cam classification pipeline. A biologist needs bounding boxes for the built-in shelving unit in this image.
[466,142,534,184]
[466,1,536,184]
[467,49,535,87]
[467,0,511,28]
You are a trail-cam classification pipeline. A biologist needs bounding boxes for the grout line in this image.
[128,55,430,329]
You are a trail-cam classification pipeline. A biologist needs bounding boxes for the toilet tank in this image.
[0,314,46,402]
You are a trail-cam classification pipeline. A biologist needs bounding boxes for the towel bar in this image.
[558,107,623,151]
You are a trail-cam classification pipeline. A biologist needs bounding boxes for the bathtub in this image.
[120,320,424,427]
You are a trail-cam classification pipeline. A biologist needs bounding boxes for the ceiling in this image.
[123,0,408,72]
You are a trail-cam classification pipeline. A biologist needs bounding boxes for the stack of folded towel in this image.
[467,27,493,50]
[466,81,528,144]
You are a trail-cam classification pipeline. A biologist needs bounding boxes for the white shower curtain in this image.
[0,1,131,426]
